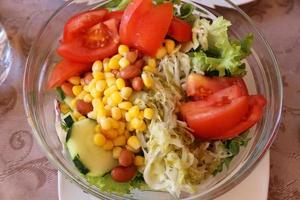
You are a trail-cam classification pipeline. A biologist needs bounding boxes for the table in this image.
[0,0,299,199]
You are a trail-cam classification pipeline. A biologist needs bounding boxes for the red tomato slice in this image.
[220,95,266,139]
[47,60,91,89]
[184,96,249,139]
[168,17,192,42]
[105,10,124,25]
[63,9,108,43]
[181,85,244,119]
[119,0,152,45]
[133,3,173,56]
[57,18,120,63]
[186,73,248,98]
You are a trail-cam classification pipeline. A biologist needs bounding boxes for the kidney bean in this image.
[61,82,74,97]
[119,149,134,167]
[119,65,142,79]
[131,77,143,91]
[76,100,93,116]
[111,166,136,182]
[125,51,138,63]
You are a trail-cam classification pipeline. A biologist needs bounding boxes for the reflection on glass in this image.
[0,23,12,85]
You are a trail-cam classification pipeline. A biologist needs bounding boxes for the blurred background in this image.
[0,0,299,199]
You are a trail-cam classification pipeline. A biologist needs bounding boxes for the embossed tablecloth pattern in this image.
[0,0,299,200]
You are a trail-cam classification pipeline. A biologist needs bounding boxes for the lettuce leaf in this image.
[189,17,253,76]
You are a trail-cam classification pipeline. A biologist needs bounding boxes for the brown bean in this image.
[119,149,134,167]
[131,77,143,91]
[76,100,93,116]
[134,59,145,69]
[83,72,93,85]
[61,82,74,97]
[111,166,136,182]
[125,51,138,63]
[119,65,142,80]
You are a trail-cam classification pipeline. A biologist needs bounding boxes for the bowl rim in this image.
[23,0,283,199]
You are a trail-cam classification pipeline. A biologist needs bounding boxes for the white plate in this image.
[58,151,269,200]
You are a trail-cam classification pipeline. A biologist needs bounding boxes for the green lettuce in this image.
[189,17,253,76]
[86,173,146,194]
[102,0,132,11]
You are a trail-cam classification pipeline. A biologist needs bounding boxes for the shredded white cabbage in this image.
[192,18,208,51]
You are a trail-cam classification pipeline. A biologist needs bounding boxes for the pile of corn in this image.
[60,40,176,167]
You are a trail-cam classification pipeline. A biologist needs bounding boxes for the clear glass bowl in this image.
[23,0,283,199]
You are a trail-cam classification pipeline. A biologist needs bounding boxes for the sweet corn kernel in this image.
[113,135,126,146]
[83,85,90,92]
[77,90,88,99]
[134,156,145,166]
[92,98,103,108]
[125,145,139,153]
[104,105,112,116]
[112,147,122,159]
[147,58,156,68]
[138,111,144,120]
[102,96,108,104]
[117,122,126,135]
[165,39,175,54]
[87,111,97,119]
[68,76,81,85]
[102,140,114,150]
[90,89,101,98]
[104,129,118,139]
[104,63,110,72]
[81,79,86,86]
[125,112,133,122]
[141,73,154,88]
[106,77,116,87]
[118,45,129,56]
[72,85,83,96]
[60,103,70,114]
[96,80,107,92]
[70,99,77,109]
[99,117,111,130]
[118,101,132,110]
[144,108,154,120]
[119,57,130,69]
[92,60,103,72]
[111,107,122,120]
[130,118,143,130]
[83,94,93,103]
[155,46,167,59]
[108,57,120,70]
[96,108,107,118]
[143,65,155,73]
[104,85,118,97]
[87,80,96,91]
[104,72,115,78]
[109,118,119,129]
[73,110,82,120]
[116,78,126,90]
[94,133,106,147]
[107,97,116,107]
[111,91,123,105]
[128,106,140,118]
[127,136,141,150]
[94,124,101,133]
[78,116,86,121]
[136,121,146,132]
[92,71,105,81]
[120,87,133,100]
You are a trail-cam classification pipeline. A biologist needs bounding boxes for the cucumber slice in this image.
[56,87,65,101]
[63,113,74,128]
[66,119,118,176]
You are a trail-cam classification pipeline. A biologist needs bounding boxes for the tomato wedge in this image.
[184,96,250,139]
[105,10,124,25]
[168,17,192,42]
[186,73,248,98]
[220,95,266,139]
[57,18,120,63]
[133,3,173,56]
[119,0,152,45]
[47,60,91,89]
[63,9,108,43]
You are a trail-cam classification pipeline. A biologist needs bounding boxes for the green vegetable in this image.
[73,154,90,175]
[189,17,253,76]
[102,0,131,11]
[86,172,146,194]
[179,3,195,19]
[56,87,65,101]
[62,113,74,128]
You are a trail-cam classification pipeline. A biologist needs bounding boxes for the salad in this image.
[48,0,266,198]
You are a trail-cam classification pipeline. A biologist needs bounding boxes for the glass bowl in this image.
[23,0,283,199]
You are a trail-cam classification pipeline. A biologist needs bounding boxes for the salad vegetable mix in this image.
[49,0,266,197]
